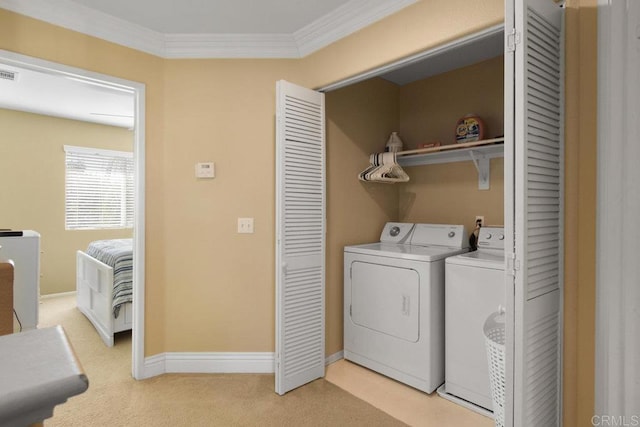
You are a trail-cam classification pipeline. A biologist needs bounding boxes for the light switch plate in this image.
[237,218,254,234]
[195,162,215,178]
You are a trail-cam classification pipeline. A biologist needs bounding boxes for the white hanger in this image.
[358,151,409,183]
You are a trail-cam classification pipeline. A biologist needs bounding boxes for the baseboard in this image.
[142,350,344,378]
[143,352,275,376]
[325,350,344,366]
[40,291,77,300]
[141,353,166,378]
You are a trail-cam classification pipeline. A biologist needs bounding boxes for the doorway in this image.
[0,49,146,379]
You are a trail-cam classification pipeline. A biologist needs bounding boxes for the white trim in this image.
[0,49,148,381]
[596,0,640,417]
[0,0,416,59]
[136,350,350,378]
[132,79,146,381]
[0,0,164,57]
[63,144,132,159]
[294,0,418,57]
[143,352,276,376]
[164,33,300,59]
[318,24,504,92]
[40,291,77,300]
[325,351,344,366]
[141,353,166,379]
[557,8,566,424]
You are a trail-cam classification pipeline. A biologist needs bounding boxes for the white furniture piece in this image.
[76,244,133,347]
[439,226,506,415]
[0,325,88,425]
[0,230,40,331]
[344,222,468,393]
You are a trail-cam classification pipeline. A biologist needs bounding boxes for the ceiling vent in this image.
[0,69,18,81]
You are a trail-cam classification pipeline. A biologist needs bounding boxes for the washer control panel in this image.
[477,227,505,250]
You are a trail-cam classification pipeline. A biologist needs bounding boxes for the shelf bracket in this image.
[469,150,490,190]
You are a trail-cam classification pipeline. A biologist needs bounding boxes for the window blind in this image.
[64,145,133,230]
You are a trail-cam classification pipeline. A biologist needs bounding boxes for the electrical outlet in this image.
[475,216,484,228]
[237,218,254,234]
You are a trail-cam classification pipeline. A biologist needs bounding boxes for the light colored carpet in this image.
[39,295,406,426]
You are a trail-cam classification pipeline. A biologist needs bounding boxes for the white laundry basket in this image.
[484,311,506,427]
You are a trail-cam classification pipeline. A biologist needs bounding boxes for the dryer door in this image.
[350,261,419,342]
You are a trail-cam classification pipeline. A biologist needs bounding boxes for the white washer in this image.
[344,222,469,393]
[439,226,506,414]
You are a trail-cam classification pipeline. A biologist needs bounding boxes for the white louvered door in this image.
[275,80,326,395]
[506,0,564,425]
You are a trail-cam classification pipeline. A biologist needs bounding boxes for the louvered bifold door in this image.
[275,80,326,395]
[510,1,564,426]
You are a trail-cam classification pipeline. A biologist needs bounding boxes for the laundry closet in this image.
[324,25,506,414]
[325,36,505,262]
[275,1,563,425]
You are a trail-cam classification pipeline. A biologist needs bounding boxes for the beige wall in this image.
[0,109,133,295]
[325,77,400,356]
[0,1,599,423]
[398,57,505,231]
[161,58,298,351]
[398,57,505,148]
[563,1,598,426]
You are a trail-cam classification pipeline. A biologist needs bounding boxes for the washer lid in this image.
[345,242,469,262]
[445,249,505,269]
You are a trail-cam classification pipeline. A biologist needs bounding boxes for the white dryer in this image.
[344,222,469,393]
[439,226,506,414]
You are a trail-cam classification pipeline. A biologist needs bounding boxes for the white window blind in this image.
[64,145,134,230]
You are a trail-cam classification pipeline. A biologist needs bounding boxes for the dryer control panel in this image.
[410,224,468,248]
[380,222,414,244]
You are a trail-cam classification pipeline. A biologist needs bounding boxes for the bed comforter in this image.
[85,238,133,318]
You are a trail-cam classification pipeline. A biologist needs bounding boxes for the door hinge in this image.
[507,28,521,52]
[506,252,520,277]
[350,304,352,317]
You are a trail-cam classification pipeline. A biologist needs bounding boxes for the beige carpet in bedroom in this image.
[39,295,406,427]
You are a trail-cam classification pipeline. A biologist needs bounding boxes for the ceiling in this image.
[0,0,418,128]
[0,1,503,129]
[68,0,352,34]
[0,0,418,58]
[0,63,135,128]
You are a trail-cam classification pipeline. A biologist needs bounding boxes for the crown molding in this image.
[0,0,417,59]
[164,33,300,59]
[294,0,418,57]
[0,0,165,56]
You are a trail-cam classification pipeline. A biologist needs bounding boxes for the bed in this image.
[76,239,133,347]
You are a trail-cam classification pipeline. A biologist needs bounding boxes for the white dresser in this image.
[0,230,40,330]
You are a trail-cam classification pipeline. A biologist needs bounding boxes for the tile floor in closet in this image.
[326,359,494,427]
